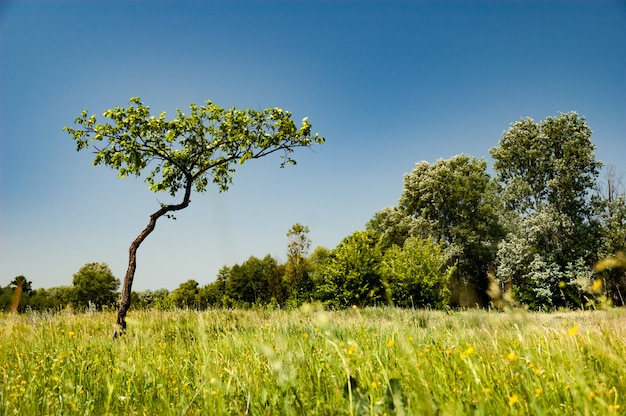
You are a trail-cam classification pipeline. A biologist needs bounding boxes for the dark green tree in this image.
[397,155,504,306]
[226,255,280,306]
[65,97,324,333]
[72,262,120,310]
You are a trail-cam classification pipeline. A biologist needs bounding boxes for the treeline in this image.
[4,113,626,313]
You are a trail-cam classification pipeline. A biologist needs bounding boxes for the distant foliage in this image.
[313,230,385,308]
[72,262,120,311]
[380,237,453,309]
[8,113,626,312]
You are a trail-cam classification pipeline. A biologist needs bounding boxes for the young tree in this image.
[72,262,120,310]
[65,97,324,333]
[283,223,313,305]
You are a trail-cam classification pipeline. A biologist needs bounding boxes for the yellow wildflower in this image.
[591,279,602,292]
[386,339,395,348]
[509,394,519,406]
[568,325,579,337]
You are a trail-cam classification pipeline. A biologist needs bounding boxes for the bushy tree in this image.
[491,113,602,309]
[72,262,120,310]
[491,113,600,219]
[366,206,418,251]
[65,97,324,332]
[397,155,504,306]
[198,281,225,308]
[314,230,384,308]
[380,237,453,309]
[170,279,202,309]
[226,255,281,306]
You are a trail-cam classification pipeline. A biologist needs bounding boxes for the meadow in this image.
[1,306,625,415]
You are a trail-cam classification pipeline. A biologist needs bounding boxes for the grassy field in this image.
[1,306,625,415]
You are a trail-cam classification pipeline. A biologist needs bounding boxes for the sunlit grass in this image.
[1,307,625,415]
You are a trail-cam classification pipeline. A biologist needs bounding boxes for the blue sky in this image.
[1,0,625,291]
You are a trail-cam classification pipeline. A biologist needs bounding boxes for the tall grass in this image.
[1,307,625,415]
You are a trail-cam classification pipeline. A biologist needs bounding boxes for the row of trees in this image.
[5,112,625,313]
[0,264,119,313]
[152,113,626,311]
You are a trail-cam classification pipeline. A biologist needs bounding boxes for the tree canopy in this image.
[490,113,603,309]
[72,262,120,311]
[65,97,324,332]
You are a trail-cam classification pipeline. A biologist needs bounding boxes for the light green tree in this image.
[65,97,324,333]
[72,262,120,310]
[381,237,454,309]
[314,230,385,308]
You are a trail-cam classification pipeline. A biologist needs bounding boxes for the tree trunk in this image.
[114,180,193,337]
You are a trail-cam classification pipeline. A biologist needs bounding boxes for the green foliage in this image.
[26,286,72,312]
[0,276,33,312]
[65,98,324,327]
[170,279,202,309]
[225,255,283,306]
[64,97,325,196]
[366,206,418,251]
[491,113,603,309]
[594,166,626,305]
[490,112,601,218]
[397,154,504,306]
[380,237,453,309]
[72,262,120,310]
[283,223,313,305]
[314,230,385,307]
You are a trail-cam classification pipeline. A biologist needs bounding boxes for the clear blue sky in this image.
[1,0,625,291]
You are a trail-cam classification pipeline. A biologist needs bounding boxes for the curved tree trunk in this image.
[114,179,193,337]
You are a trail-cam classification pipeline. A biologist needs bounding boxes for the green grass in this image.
[1,306,625,415]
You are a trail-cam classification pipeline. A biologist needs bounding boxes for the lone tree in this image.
[64,97,324,333]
